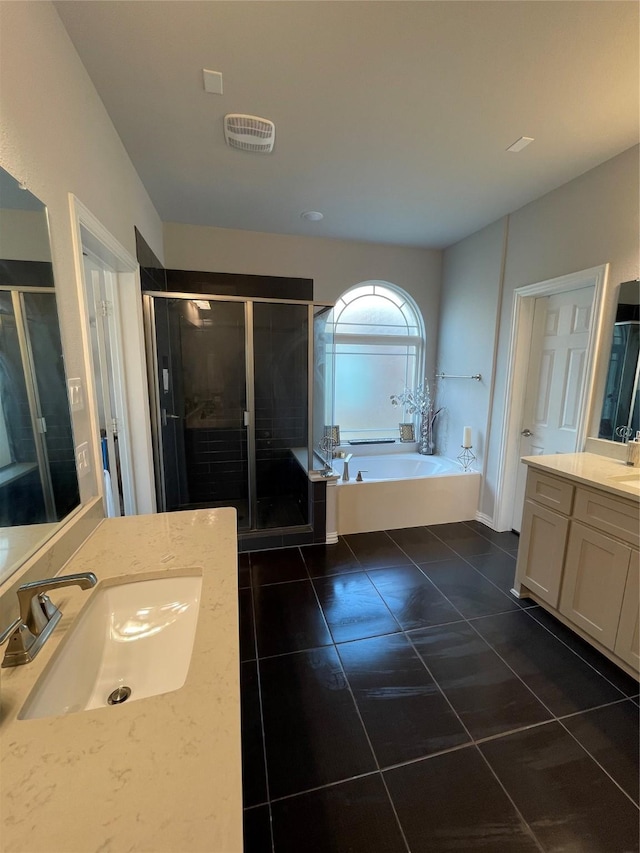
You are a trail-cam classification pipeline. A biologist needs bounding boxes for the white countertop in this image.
[522,452,640,502]
[0,508,242,853]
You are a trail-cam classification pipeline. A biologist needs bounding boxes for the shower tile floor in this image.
[238,521,640,852]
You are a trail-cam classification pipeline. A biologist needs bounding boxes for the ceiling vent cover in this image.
[224,114,275,153]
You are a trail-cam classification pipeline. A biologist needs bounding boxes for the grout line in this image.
[241,534,639,849]
[474,744,547,853]
[556,695,638,720]
[310,573,405,645]
[307,572,348,658]
[463,617,561,720]
[264,768,380,806]
[247,557,276,853]
[461,519,521,556]
[556,715,640,811]
[331,641,412,853]
[521,607,632,698]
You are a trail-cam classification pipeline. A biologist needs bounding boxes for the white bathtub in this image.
[334,452,481,535]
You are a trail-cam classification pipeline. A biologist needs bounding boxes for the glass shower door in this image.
[253,302,309,529]
[150,297,250,529]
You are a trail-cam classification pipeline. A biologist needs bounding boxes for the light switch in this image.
[76,442,90,477]
[68,377,84,411]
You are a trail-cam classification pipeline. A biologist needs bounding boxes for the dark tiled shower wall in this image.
[183,426,248,504]
[0,259,54,288]
[0,468,46,525]
[135,228,315,303]
[135,227,167,292]
[164,268,313,301]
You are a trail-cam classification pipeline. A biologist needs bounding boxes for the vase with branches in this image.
[390,379,443,455]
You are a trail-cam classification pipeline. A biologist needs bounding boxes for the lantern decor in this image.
[390,380,442,455]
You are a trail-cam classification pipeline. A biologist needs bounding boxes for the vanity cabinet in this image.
[516,466,639,675]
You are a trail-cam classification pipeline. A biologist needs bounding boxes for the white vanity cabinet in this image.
[515,461,639,676]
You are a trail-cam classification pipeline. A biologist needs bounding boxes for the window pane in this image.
[334,348,416,436]
[338,295,406,329]
[335,324,418,337]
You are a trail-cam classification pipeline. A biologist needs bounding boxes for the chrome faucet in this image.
[342,453,353,482]
[2,572,97,668]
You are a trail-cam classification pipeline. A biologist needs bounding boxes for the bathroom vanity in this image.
[0,508,242,853]
[514,453,639,677]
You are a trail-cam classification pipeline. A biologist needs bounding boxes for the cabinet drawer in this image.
[525,469,574,515]
[574,487,639,547]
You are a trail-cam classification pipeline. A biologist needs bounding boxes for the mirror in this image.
[598,279,640,443]
[0,166,80,585]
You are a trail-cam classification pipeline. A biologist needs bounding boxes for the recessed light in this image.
[507,136,534,153]
[301,211,323,222]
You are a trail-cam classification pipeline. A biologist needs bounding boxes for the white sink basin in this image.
[19,569,203,720]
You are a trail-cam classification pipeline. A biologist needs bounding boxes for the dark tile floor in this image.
[239,521,640,853]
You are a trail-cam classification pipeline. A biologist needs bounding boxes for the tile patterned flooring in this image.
[239,521,639,852]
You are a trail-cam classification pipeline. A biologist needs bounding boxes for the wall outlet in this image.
[75,442,90,477]
[68,377,84,411]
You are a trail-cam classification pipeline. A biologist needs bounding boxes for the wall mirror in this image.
[597,279,640,443]
[0,165,80,585]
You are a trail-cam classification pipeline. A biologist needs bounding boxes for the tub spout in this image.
[342,454,353,482]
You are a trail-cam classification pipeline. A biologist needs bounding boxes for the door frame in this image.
[69,194,156,514]
[493,264,610,532]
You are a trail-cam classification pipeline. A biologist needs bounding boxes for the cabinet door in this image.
[516,499,569,607]
[615,551,640,672]
[559,522,631,650]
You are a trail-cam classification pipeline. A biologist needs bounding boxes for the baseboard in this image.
[474,510,495,529]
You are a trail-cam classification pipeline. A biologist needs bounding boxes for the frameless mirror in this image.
[598,279,640,442]
[0,166,80,585]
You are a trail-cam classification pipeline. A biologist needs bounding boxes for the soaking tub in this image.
[334,452,481,535]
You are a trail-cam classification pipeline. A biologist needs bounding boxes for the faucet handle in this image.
[355,470,368,482]
[3,572,97,668]
[17,573,97,630]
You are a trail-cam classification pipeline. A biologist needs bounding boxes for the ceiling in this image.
[54,1,639,249]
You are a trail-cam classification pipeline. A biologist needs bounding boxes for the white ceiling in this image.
[54,1,639,249]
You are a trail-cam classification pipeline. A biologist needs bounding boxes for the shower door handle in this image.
[243,411,251,427]
[161,408,180,426]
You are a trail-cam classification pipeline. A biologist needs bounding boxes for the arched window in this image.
[327,281,425,442]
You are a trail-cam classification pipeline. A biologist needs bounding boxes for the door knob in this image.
[521,428,533,437]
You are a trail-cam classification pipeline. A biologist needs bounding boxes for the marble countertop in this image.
[522,452,640,502]
[0,508,242,853]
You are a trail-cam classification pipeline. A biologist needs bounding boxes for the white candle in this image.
[463,426,472,448]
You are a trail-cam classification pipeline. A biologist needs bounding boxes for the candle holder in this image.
[457,445,476,472]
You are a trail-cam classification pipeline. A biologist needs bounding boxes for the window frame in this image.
[327,281,425,442]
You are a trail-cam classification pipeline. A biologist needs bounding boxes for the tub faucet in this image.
[2,572,97,668]
[342,453,353,482]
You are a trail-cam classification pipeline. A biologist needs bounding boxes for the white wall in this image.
[436,217,506,467]
[0,209,52,261]
[164,222,443,376]
[0,0,164,504]
[439,144,639,526]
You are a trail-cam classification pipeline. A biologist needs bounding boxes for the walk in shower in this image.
[144,293,333,540]
[0,289,79,526]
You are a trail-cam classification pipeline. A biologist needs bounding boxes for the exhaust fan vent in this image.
[224,114,275,153]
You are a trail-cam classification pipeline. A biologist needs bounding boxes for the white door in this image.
[83,254,135,517]
[512,286,593,531]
